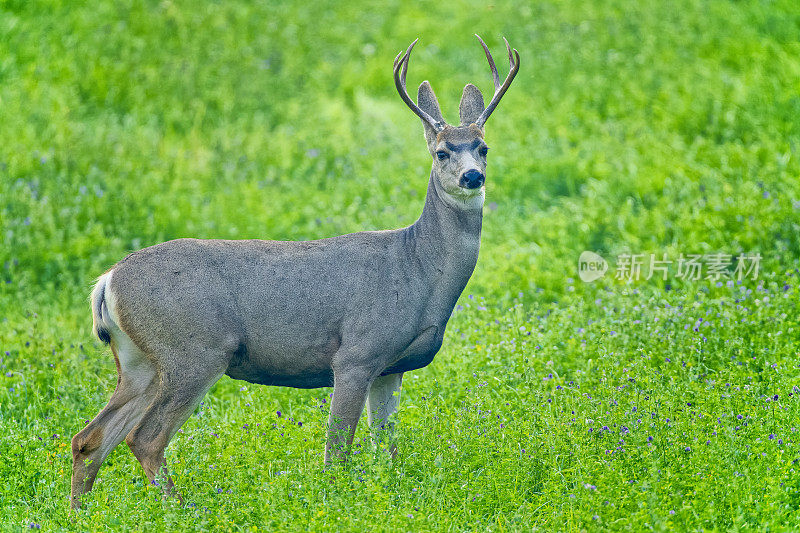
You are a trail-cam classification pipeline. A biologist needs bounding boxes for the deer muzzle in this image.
[459,169,485,190]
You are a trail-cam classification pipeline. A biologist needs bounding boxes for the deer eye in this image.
[436,151,449,161]
[479,146,489,158]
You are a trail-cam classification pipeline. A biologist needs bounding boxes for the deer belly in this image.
[224,333,340,389]
[227,367,335,389]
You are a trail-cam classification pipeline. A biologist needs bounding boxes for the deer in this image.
[70,35,519,509]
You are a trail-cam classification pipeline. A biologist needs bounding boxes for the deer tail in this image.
[90,271,113,345]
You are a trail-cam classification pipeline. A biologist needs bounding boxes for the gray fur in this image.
[111,185,480,391]
[71,150,486,507]
[71,38,519,508]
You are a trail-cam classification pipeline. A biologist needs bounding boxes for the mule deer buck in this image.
[70,35,519,509]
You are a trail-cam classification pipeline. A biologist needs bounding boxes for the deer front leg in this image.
[367,372,403,458]
[324,367,373,464]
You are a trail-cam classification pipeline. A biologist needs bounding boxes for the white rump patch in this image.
[101,271,155,392]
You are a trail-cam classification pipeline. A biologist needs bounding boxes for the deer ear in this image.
[459,84,485,126]
[417,81,444,149]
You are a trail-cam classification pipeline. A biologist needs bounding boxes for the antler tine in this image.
[475,34,501,90]
[393,38,445,132]
[503,37,514,68]
[474,36,521,128]
[400,44,410,86]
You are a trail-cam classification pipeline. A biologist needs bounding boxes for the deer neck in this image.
[407,170,483,311]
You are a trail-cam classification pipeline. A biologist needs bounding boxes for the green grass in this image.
[2,0,800,530]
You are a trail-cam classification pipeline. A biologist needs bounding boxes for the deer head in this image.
[393,35,520,209]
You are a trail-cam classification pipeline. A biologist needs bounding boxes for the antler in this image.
[393,39,445,132]
[474,35,520,128]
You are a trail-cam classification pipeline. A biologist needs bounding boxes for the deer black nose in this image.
[460,169,485,189]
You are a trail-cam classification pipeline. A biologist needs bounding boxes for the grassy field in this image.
[2,0,800,530]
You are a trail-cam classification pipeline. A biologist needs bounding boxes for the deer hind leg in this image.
[367,372,403,457]
[124,349,225,501]
[71,339,157,509]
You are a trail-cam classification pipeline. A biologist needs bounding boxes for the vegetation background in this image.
[1,0,799,530]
